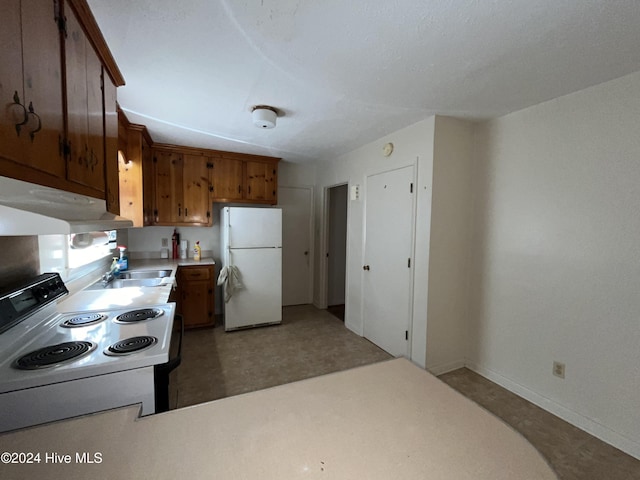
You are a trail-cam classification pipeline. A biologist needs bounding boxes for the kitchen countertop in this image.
[0,358,557,480]
[56,257,215,312]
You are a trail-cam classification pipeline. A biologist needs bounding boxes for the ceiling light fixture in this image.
[252,105,278,129]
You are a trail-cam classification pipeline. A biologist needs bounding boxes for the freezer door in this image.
[227,207,282,248]
[224,248,282,330]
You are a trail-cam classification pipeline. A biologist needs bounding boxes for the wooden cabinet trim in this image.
[152,143,280,164]
[65,0,125,87]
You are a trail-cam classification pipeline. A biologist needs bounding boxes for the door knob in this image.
[304,251,308,255]
[363,265,370,271]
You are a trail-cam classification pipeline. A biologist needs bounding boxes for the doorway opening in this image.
[326,184,348,321]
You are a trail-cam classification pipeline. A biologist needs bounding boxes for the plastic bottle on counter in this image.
[116,245,128,271]
[172,229,179,259]
[193,241,201,261]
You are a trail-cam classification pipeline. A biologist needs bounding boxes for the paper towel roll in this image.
[179,240,188,259]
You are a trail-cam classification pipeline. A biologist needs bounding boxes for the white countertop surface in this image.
[56,258,215,312]
[0,358,557,480]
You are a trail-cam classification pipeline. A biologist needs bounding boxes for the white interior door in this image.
[363,166,415,357]
[278,186,313,306]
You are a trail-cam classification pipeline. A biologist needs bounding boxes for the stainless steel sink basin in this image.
[117,269,173,280]
[86,277,166,290]
[109,278,165,288]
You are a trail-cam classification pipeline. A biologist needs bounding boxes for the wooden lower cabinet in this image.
[176,265,215,329]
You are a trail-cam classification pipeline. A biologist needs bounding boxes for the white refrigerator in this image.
[220,206,282,331]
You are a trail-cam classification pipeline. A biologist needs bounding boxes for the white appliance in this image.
[220,207,282,331]
[0,273,179,433]
[0,176,133,235]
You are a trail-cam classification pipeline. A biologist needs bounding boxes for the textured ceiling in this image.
[87,0,640,163]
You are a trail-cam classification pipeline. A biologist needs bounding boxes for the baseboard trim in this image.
[465,361,640,460]
[427,359,465,376]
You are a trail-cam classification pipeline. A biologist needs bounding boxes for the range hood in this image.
[0,177,133,235]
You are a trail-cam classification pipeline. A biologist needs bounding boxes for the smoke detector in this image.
[252,105,278,129]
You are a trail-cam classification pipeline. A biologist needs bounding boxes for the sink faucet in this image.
[101,258,119,287]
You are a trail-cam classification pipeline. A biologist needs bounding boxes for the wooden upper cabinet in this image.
[183,154,212,224]
[0,0,65,181]
[118,125,146,226]
[154,150,184,224]
[0,0,125,204]
[65,8,105,193]
[246,160,278,203]
[116,108,153,227]
[151,149,211,226]
[209,154,279,205]
[210,157,243,202]
[141,134,155,226]
[103,71,119,214]
[139,144,279,226]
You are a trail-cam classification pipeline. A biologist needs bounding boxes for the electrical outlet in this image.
[553,361,565,379]
[161,238,169,248]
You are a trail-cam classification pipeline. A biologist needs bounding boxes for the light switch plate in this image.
[350,185,360,201]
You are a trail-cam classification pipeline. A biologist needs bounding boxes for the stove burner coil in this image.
[61,313,107,328]
[104,336,158,356]
[13,341,96,370]
[115,308,164,323]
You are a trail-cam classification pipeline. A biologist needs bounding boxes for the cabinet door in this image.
[246,161,278,203]
[181,280,213,328]
[211,157,243,201]
[0,0,24,164]
[182,154,211,224]
[86,46,105,191]
[65,9,105,192]
[154,150,183,224]
[142,136,155,225]
[179,266,214,329]
[0,0,65,178]
[104,70,119,214]
[119,127,144,226]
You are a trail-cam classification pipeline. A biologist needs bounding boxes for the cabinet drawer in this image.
[180,267,211,281]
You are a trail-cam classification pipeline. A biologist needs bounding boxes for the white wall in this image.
[468,70,640,458]
[425,117,475,374]
[314,118,435,367]
[278,160,316,187]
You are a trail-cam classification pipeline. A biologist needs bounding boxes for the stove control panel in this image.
[0,273,68,334]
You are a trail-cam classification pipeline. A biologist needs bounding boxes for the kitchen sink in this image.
[117,269,173,280]
[85,277,166,290]
[108,278,165,288]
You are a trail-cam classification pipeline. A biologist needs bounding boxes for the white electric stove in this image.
[0,273,179,433]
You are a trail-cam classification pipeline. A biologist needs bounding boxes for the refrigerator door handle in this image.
[225,208,231,264]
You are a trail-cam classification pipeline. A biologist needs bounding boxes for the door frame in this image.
[361,165,417,357]
[278,185,315,305]
[319,182,350,311]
